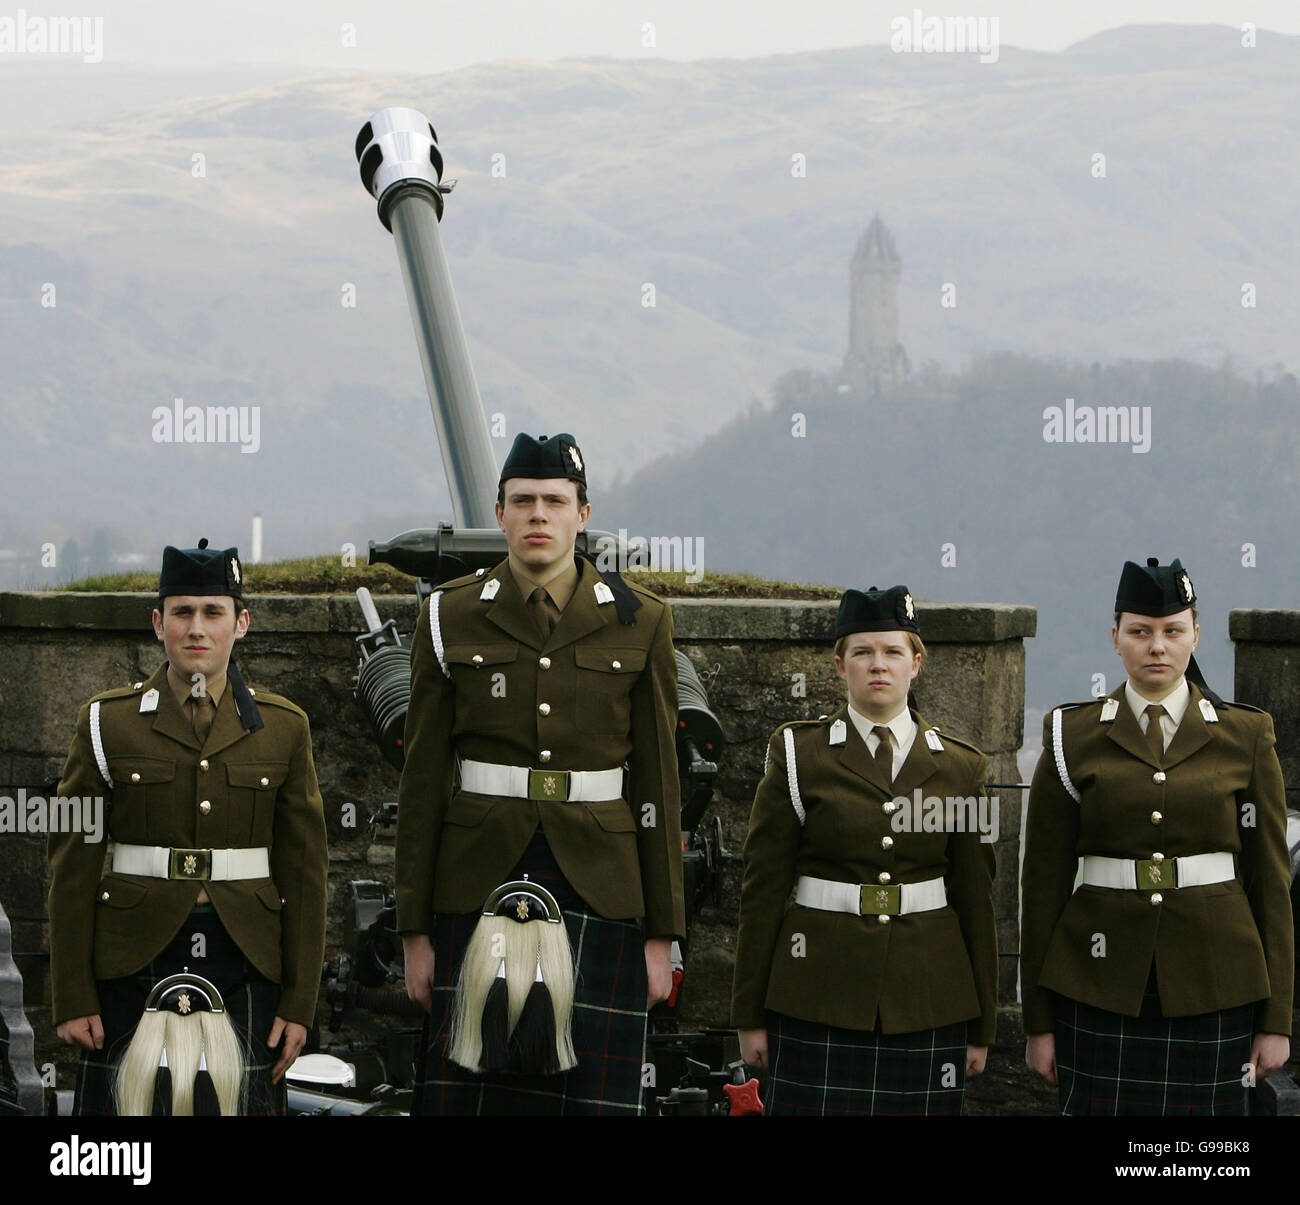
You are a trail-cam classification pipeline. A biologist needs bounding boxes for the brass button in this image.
[133,682,143,690]
[1152,852,1164,862]
[281,897,287,905]
[1151,811,1163,825]
[539,750,552,763]
[472,654,483,666]
[249,688,256,696]
[199,800,211,814]
[260,776,270,787]
[538,703,551,716]
[881,836,894,850]
[100,891,110,901]
[612,660,622,670]
[878,872,891,884]
[199,759,209,771]
[1151,893,1163,905]
[882,801,896,814]
[1153,771,1167,784]
[877,914,891,925]
[130,772,142,783]
[539,656,552,670]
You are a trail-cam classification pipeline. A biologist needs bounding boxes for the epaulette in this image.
[1217,699,1265,715]
[764,718,825,771]
[439,568,492,592]
[930,728,985,757]
[242,688,307,721]
[92,683,148,705]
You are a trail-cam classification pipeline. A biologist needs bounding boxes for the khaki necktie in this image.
[872,725,894,783]
[528,586,560,642]
[190,694,215,746]
[1143,703,1167,762]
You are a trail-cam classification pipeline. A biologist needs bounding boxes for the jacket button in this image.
[878,872,891,884]
[281,897,287,905]
[199,759,209,771]
[881,801,896,814]
[133,682,143,690]
[130,772,142,783]
[880,836,894,850]
[539,750,552,763]
[612,660,622,670]
[539,657,552,670]
[199,800,211,814]
[1150,811,1163,825]
[260,776,270,787]
[1150,893,1163,905]
[101,891,110,901]
[877,914,891,925]
[472,654,483,665]
[1151,852,1164,862]
[538,703,551,716]
[1153,771,1167,784]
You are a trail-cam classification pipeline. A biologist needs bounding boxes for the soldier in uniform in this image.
[397,431,685,1115]
[1021,557,1292,1115]
[731,586,998,1115]
[47,540,329,1115]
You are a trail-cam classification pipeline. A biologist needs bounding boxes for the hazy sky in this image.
[5,0,1298,70]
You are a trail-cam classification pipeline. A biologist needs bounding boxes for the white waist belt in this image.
[458,758,624,803]
[1081,851,1235,890]
[795,874,947,916]
[112,843,270,881]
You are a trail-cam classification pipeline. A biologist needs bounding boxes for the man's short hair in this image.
[496,480,589,509]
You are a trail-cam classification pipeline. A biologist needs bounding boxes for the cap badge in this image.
[1178,572,1193,602]
[230,557,241,584]
[903,593,915,620]
[567,445,583,472]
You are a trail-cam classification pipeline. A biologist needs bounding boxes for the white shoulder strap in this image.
[782,727,806,826]
[89,700,113,788]
[428,590,450,679]
[1051,708,1081,803]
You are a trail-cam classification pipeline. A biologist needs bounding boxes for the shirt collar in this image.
[509,556,581,612]
[165,664,226,711]
[846,701,915,748]
[1125,676,1189,726]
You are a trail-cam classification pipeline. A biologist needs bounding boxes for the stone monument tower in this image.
[841,214,910,394]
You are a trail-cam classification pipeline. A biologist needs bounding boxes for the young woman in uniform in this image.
[731,585,998,1115]
[1021,557,1292,1115]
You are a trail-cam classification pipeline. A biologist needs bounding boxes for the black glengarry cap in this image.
[835,585,920,638]
[499,432,586,487]
[158,538,243,601]
[1115,557,1196,617]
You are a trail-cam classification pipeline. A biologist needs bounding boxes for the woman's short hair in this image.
[834,630,926,664]
[1113,607,1199,627]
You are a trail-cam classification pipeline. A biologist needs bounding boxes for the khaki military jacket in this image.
[394,557,686,938]
[730,706,998,1045]
[1020,682,1293,1035]
[47,662,329,1027]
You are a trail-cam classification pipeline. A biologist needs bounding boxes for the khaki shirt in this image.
[731,705,999,1044]
[1020,683,1293,1034]
[395,557,686,938]
[47,662,329,1026]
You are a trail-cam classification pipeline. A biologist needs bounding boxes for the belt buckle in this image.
[169,847,212,881]
[859,883,901,915]
[528,769,570,802]
[1135,859,1171,890]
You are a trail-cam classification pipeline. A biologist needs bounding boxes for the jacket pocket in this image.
[443,793,499,827]
[226,762,289,844]
[584,799,636,833]
[254,882,283,911]
[107,756,175,834]
[573,647,646,734]
[95,874,151,910]
[444,643,518,730]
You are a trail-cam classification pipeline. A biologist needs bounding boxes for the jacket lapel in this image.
[1105,684,1159,768]
[539,558,612,653]
[483,561,544,651]
[836,704,895,797]
[1161,682,1212,768]
[891,710,939,799]
[200,681,251,759]
[149,664,201,751]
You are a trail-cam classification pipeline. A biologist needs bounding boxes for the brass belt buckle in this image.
[859,883,901,915]
[169,847,212,881]
[1135,859,1171,890]
[528,769,570,802]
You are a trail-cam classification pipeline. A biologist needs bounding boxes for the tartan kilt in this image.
[1053,978,1255,1116]
[74,909,286,1117]
[414,905,649,1116]
[763,1009,969,1116]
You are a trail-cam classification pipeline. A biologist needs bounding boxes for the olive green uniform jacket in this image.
[1020,683,1293,1035]
[394,557,686,940]
[730,707,998,1045]
[47,663,329,1027]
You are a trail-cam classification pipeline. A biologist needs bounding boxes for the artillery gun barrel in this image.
[356,107,498,529]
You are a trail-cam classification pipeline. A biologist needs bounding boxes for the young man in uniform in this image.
[398,431,686,1115]
[48,539,329,1114]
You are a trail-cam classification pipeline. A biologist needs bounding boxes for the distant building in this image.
[841,214,910,395]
